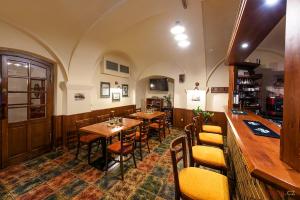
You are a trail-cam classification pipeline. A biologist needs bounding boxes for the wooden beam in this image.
[226,0,286,65]
[280,0,300,172]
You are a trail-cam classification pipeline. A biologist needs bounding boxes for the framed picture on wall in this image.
[112,92,120,102]
[100,82,110,98]
[122,84,129,97]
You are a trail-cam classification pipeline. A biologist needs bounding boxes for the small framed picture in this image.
[112,92,120,102]
[122,84,129,97]
[100,82,110,98]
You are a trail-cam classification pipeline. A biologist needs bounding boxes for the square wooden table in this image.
[79,118,142,169]
[130,111,165,121]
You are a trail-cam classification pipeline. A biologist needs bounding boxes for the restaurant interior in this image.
[0,0,299,199]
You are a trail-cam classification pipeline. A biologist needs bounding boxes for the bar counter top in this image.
[225,108,300,195]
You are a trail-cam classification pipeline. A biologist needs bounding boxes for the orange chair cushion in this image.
[192,146,226,169]
[202,125,222,134]
[135,131,147,141]
[199,132,224,146]
[179,167,229,200]
[150,123,160,129]
[107,141,133,154]
[80,134,101,144]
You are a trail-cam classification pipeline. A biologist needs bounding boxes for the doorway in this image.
[1,53,53,167]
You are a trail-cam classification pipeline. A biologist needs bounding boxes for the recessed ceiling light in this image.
[174,34,188,41]
[178,40,191,48]
[6,62,12,65]
[266,0,280,6]
[241,42,249,49]
[170,22,185,35]
[14,63,21,67]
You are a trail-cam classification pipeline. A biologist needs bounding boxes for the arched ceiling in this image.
[0,0,206,84]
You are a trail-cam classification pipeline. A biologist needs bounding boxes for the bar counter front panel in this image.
[225,108,300,199]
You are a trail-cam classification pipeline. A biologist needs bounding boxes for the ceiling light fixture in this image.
[241,42,249,49]
[170,21,185,35]
[14,63,21,67]
[174,33,188,41]
[178,40,191,48]
[265,0,280,6]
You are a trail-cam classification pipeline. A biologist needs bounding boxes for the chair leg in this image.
[76,140,80,159]
[120,155,124,180]
[132,152,137,168]
[146,140,150,153]
[97,139,101,151]
[88,143,92,164]
[158,130,162,143]
[105,149,109,171]
[139,142,143,161]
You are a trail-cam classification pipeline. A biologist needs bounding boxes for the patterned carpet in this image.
[0,129,183,200]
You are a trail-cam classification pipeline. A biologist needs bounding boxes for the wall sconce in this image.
[115,81,121,89]
[194,82,199,90]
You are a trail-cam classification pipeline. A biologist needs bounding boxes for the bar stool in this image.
[184,123,227,174]
[193,116,224,149]
[170,135,230,200]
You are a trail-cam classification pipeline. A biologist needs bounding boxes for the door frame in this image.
[0,49,55,168]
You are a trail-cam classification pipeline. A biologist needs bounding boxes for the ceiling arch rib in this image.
[0,18,68,80]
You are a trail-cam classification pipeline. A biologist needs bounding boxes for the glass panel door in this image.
[6,59,29,123]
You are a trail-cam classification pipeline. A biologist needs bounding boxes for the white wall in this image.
[206,62,229,112]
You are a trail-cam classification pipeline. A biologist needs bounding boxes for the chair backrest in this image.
[121,127,137,152]
[75,118,95,139]
[97,114,110,123]
[157,114,166,128]
[170,135,189,200]
[184,123,196,166]
[138,121,150,140]
[192,116,202,145]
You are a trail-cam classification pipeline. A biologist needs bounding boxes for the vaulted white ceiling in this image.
[0,0,207,83]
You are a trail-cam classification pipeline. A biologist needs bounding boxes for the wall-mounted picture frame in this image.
[122,84,129,97]
[112,92,120,102]
[100,82,110,98]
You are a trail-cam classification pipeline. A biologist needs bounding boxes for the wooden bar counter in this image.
[225,108,300,199]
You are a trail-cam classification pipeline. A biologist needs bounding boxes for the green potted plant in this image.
[163,94,172,108]
[192,106,214,123]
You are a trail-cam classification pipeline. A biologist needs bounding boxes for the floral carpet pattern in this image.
[0,129,183,200]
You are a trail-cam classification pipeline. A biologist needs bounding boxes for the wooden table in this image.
[130,111,164,121]
[79,118,141,169]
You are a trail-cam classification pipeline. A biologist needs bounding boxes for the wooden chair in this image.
[150,114,166,143]
[75,118,101,164]
[184,123,227,174]
[170,135,230,200]
[106,127,137,180]
[193,116,224,149]
[199,113,223,135]
[136,122,150,160]
[96,114,110,123]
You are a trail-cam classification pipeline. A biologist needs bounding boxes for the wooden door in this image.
[1,54,53,167]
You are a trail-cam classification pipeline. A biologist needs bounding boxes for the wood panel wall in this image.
[52,105,136,148]
[173,108,227,134]
[280,0,300,171]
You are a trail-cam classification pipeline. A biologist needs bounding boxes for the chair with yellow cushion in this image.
[185,123,227,174]
[170,135,230,200]
[198,112,223,135]
[193,116,224,149]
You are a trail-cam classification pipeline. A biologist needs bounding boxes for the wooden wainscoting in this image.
[173,108,227,134]
[58,105,136,148]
